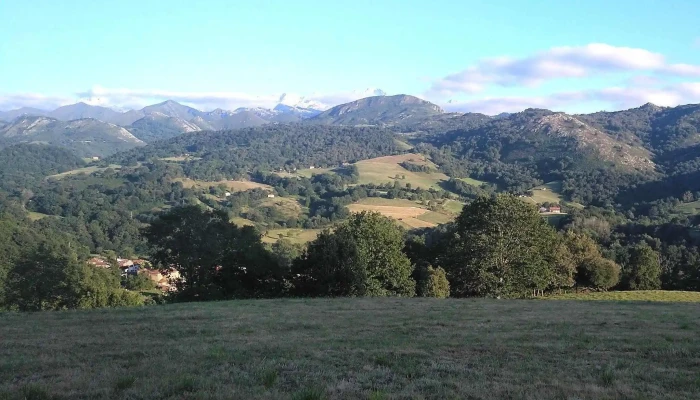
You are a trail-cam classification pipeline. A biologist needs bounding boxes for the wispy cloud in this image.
[0,86,390,112]
[429,43,700,96]
[0,93,76,111]
[441,82,700,115]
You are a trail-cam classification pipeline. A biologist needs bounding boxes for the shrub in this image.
[416,265,450,298]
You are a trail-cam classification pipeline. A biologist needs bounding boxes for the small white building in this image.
[91,156,100,161]
[267,194,275,198]
[224,192,232,197]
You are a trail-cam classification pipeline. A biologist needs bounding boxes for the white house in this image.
[267,194,275,198]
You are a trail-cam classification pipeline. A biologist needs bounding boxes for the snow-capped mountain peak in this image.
[278,93,326,111]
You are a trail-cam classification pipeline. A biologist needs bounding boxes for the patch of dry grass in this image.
[159,155,202,162]
[258,197,304,219]
[1,298,699,399]
[47,164,123,180]
[174,178,272,192]
[347,204,428,219]
[348,198,455,229]
[27,211,51,221]
[548,290,700,302]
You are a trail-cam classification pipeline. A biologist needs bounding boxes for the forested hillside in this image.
[2,100,700,311]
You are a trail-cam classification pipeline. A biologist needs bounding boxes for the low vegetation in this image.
[549,290,700,302]
[1,298,699,399]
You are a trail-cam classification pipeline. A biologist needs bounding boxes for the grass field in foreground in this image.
[1,298,699,400]
[549,290,700,302]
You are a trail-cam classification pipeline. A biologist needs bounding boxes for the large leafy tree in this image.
[3,242,142,311]
[444,194,564,298]
[292,211,415,297]
[142,205,279,300]
[559,230,621,290]
[625,244,662,290]
[4,245,84,311]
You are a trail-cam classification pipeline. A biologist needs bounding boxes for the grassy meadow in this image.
[173,178,273,193]
[261,228,322,244]
[354,154,449,190]
[47,164,124,180]
[1,298,699,399]
[674,200,700,216]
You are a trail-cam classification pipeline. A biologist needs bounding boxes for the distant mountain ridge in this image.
[308,95,444,126]
[0,116,145,157]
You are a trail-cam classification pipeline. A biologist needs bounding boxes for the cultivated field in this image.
[174,178,272,192]
[1,298,699,399]
[347,198,455,229]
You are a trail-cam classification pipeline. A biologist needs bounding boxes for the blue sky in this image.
[1,0,700,114]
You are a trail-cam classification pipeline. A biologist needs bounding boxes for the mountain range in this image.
[2,91,700,168]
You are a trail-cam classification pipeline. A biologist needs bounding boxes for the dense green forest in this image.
[2,102,700,310]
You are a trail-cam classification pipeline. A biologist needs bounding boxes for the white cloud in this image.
[0,93,75,111]
[439,82,700,115]
[69,86,390,112]
[430,43,700,96]
[75,85,280,111]
[0,86,392,113]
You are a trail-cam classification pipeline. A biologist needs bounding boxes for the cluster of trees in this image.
[109,124,403,180]
[137,195,664,303]
[0,202,145,311]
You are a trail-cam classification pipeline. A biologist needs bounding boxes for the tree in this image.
[270,239,304,269]
[579,257,620,290]
[625,244,662,290]
[561,230,621,290]
[4,244,84,311]
[142,205,280,301]
[4,243,142,311]
[123,273,157,291]
[292,211,415,297]
[444,195,560,298]
[416,265,450,298]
